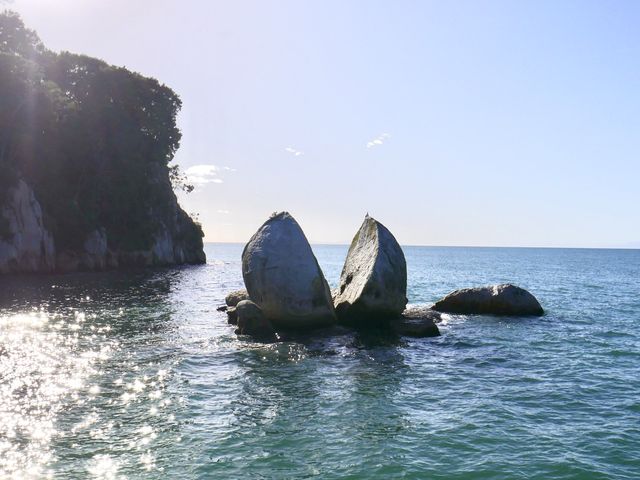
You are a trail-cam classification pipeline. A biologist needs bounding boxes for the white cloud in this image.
[366,133,390,149]
[285,146,304,157]
[185,164,235,186]
[217,209,230,214]
[185,165,220,185]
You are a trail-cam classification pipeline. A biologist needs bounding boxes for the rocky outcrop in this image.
[334,215,407,323]
[225,289,250,308]
[390,306,441,337]
[1,180,205,274]
[56,228,116,272]
[235,300,277,341]
[226,306,238,325]
[149,208,207,266]
[0,180,55,274]
[0,13,206,275]
[432,284,544,316]
[242,212,336,329]
[222,290,251,324]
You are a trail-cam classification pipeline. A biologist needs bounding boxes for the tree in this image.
[0,11,204,253]
[169,164,194,193]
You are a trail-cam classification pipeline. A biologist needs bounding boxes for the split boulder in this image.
[242,212,336,329]
[334,215,407,323]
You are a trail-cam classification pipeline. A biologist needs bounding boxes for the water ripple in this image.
[0,246,639,478]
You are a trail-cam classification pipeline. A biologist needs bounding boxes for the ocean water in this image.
[1,244,639,479]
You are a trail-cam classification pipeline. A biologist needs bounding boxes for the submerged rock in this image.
[334,215,407,323]
[390,306,441,337]
[242,212,336,329]
[235,300,277,341]
[432,284,544,316]
[225,289,250,307]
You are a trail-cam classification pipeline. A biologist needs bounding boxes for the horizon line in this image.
[203,241,640,251]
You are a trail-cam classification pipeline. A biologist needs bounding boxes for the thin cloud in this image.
[366,133,390,149]
[185,164,236,186]
[285,147,304,157]
[185,164,222,185]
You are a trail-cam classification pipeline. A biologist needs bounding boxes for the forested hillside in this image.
[0,11,205,273]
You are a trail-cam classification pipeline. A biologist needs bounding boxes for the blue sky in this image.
[10,0,640,247]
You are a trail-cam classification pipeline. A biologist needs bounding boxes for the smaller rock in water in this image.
[432,284,544,316]
[225,289,250,307]
[391,306,441,337]
[235,300,277,341]
[226,306,238,325]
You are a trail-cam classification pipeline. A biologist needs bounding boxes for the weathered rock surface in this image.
[235,300,277,341]
[1,180,205,274]
[0,180,55,274]
[223,289,250,324]
[242,212,336,329]
[225,289,250,307]
[56,228,113,272]
[334,215,407,323]
[148,212,207,266]
[432,284,544,316]
[226,306,238,325]
[390,306,441,337]
[401,305,445,322]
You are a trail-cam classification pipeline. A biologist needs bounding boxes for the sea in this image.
[1,244,639,479]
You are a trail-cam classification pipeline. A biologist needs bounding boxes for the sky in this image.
[7,0,640,247]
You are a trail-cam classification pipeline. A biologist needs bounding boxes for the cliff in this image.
[0,12,205,273]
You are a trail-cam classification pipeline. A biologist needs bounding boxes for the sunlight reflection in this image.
[0,311,105,477]
[87,454,121,479]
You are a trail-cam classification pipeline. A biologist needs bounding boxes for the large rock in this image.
[334,215,407,323]
[432,284,544,316]
[235,300,277,341]
[0,180,55,274]
[241,212,336,329]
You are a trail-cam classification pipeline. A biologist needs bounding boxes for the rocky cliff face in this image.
[0,180,55,273]
[0,180,205,274]
[0,12,206,274]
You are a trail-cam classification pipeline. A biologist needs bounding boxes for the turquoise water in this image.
[1,244,639,479]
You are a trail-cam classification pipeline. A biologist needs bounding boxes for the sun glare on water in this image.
[0,311,107,477]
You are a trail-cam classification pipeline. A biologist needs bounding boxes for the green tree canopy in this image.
[0,11,202,252]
